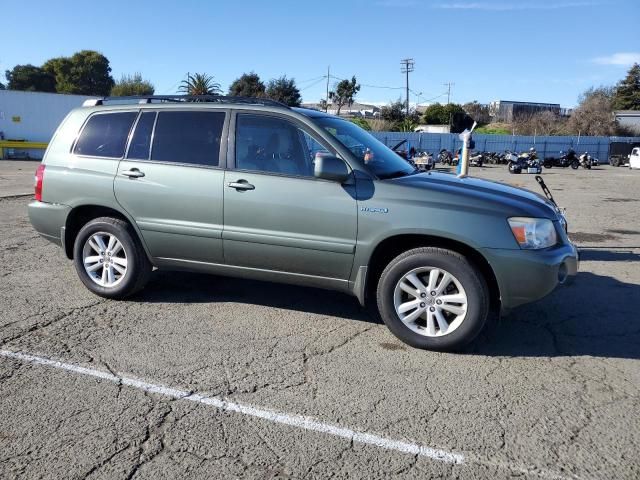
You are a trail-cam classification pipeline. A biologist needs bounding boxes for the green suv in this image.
[28,95,578,351]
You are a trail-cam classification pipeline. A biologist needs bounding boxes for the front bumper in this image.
[481,242,579,312]
[28,201,71,248]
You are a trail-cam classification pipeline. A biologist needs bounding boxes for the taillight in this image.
[34,164,45,201]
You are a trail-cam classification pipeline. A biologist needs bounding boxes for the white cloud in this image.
[434,1,597,10]
[592,52,640,66]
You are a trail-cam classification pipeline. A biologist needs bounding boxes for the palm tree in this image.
[179,73,221,96]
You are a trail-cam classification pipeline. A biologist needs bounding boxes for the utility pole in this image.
[400,58,414,116]
[444,82,454,104]
[325,66,330,112]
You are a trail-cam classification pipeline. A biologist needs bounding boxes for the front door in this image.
[223,112,357,280]
[114,109,227,263]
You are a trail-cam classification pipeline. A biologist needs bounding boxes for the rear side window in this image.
[151,111,225,166]
[127,112,156,160]
[74,112,137,158]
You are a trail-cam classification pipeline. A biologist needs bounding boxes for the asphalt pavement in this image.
[0,161,639,479]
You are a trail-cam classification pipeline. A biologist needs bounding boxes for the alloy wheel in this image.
[393,266,468,337]
[82,232,128,287]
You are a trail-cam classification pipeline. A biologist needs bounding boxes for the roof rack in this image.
[82,95,290,108]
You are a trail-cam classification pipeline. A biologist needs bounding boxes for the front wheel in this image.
[571,161,579,170]
[376,247,489,351]
[73,217,152,299]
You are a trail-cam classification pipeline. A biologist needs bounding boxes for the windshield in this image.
[313,117,416,179]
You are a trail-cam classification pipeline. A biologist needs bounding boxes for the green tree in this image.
[228,72,265,97]
[422,103,471,133]
[0,81,5,90]
[180,73,222,96]
[422,103,447,124]
[398,117,418,132]
[612,63,640,110]
[567,87,619,136]
[329,76,360,115]
[350,117,371,131]
[42,57,73,92]
[43,50,114,95]
[110,73,155,96]
[463,101,491,124]
[265,76,301,106]
[380,99,406,124]
[5,64,56,92]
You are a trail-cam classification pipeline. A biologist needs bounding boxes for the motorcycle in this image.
[543,150,580,169]
[438,149,453,165]
[509,151,542,174]
[469,151,485,167]
[506,150,523,173]
[484,152,502,164]
[579,152,592,169]
[412,150,434,171]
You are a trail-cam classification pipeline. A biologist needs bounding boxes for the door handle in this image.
[227,180,255,191]
[120,168,145,178]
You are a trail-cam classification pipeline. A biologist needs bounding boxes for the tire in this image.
[376,247,489,351]
[571,161,579,170]
[73,216,152,299]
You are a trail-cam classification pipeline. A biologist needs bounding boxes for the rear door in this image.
[114,109,228,263]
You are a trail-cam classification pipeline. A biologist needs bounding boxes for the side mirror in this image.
[314,155,350,183]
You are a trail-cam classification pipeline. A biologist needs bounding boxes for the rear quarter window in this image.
[73,111,138,158]
[151,111,225,167]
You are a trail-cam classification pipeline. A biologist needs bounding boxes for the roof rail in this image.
[82,95,290,108]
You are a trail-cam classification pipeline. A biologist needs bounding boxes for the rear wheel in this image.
[73,217,152,299]
[376,247,489,351]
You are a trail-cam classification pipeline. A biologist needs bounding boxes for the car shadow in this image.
[138,270,639,360]
[140,270,379,324]
[471,271,640,360]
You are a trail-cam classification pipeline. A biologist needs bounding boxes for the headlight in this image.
[508,217,557,249]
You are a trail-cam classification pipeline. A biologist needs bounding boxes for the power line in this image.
[300,77,326,91]
[162,79,183,94]
[410,89,448,104]
[297,75,326,85]
[329,74,405,90]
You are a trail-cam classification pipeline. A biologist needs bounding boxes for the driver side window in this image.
[235,114,320,177]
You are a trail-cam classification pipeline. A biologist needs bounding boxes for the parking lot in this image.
[1,160,639,479]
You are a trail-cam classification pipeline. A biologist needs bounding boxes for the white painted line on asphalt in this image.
[0,349,464,465]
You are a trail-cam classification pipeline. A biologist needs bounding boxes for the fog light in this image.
[558,262,568,284]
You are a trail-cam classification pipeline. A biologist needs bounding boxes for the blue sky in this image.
[2,0,638,107]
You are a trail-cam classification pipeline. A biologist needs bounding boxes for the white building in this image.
[301,101,381,117]
[0,90,98,143]
[414,124,451,134]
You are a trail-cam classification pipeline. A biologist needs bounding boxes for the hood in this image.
[390,171,558,219]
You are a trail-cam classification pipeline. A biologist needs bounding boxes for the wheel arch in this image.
[363,234,501,312]
[64,204,152,262]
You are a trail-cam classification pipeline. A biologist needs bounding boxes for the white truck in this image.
[630,147,640,170]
